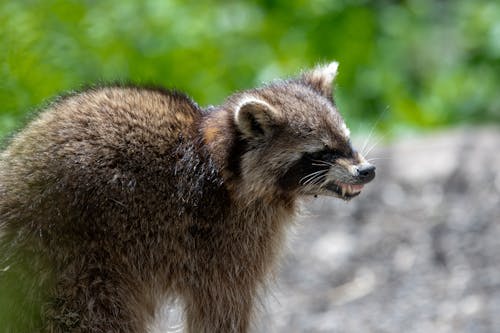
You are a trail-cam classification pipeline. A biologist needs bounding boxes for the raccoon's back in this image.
[1,86,201,173]
[0,86,205,244]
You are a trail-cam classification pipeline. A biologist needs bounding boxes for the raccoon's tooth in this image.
[341,185,346,197]
[353,184,364,192]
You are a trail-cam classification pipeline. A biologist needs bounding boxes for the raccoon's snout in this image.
[356,164,376,183]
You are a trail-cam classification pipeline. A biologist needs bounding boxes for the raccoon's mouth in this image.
[325,181,364,200]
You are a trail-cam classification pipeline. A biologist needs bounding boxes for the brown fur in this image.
[0,63,374,332]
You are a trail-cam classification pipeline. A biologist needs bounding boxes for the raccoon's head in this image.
[227,61,375,202]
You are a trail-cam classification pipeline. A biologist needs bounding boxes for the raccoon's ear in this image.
[300,61,339,100]
[234,98,276,139]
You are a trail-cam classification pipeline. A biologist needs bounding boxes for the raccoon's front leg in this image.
[184,284,255,333]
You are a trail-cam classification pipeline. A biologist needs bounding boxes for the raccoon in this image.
[0,62,375,333]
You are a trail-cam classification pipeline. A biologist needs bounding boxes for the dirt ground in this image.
[259,127,500,333]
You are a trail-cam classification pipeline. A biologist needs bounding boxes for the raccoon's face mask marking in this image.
[279,143,375,200]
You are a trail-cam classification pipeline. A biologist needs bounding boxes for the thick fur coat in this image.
[0,62,374,332]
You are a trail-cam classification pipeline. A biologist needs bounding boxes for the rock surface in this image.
[260,127,500,333]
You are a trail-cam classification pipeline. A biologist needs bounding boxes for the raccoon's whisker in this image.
[311,163,331,167]
[366,157,391,162]
[361,123,376,156]
[304,173,327,186]
[310,174,328,185]
[364,135,385,158]
[311,159,334,167]
[300,169,328,184]
[361,106,389,156]
[300,173,319,185]
[300,169,325,181]
[301,169,328,185]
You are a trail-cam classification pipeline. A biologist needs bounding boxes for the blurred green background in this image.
[1,0,499,139]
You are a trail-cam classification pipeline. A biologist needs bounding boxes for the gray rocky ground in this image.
[259,127,500,333]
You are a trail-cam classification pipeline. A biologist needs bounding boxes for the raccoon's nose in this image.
[357,164,376,182]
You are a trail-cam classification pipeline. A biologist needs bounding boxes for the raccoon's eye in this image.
[304,148,343,163]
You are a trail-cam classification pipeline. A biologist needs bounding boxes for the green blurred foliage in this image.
[1,0,499,138]
[0,1,499,328]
